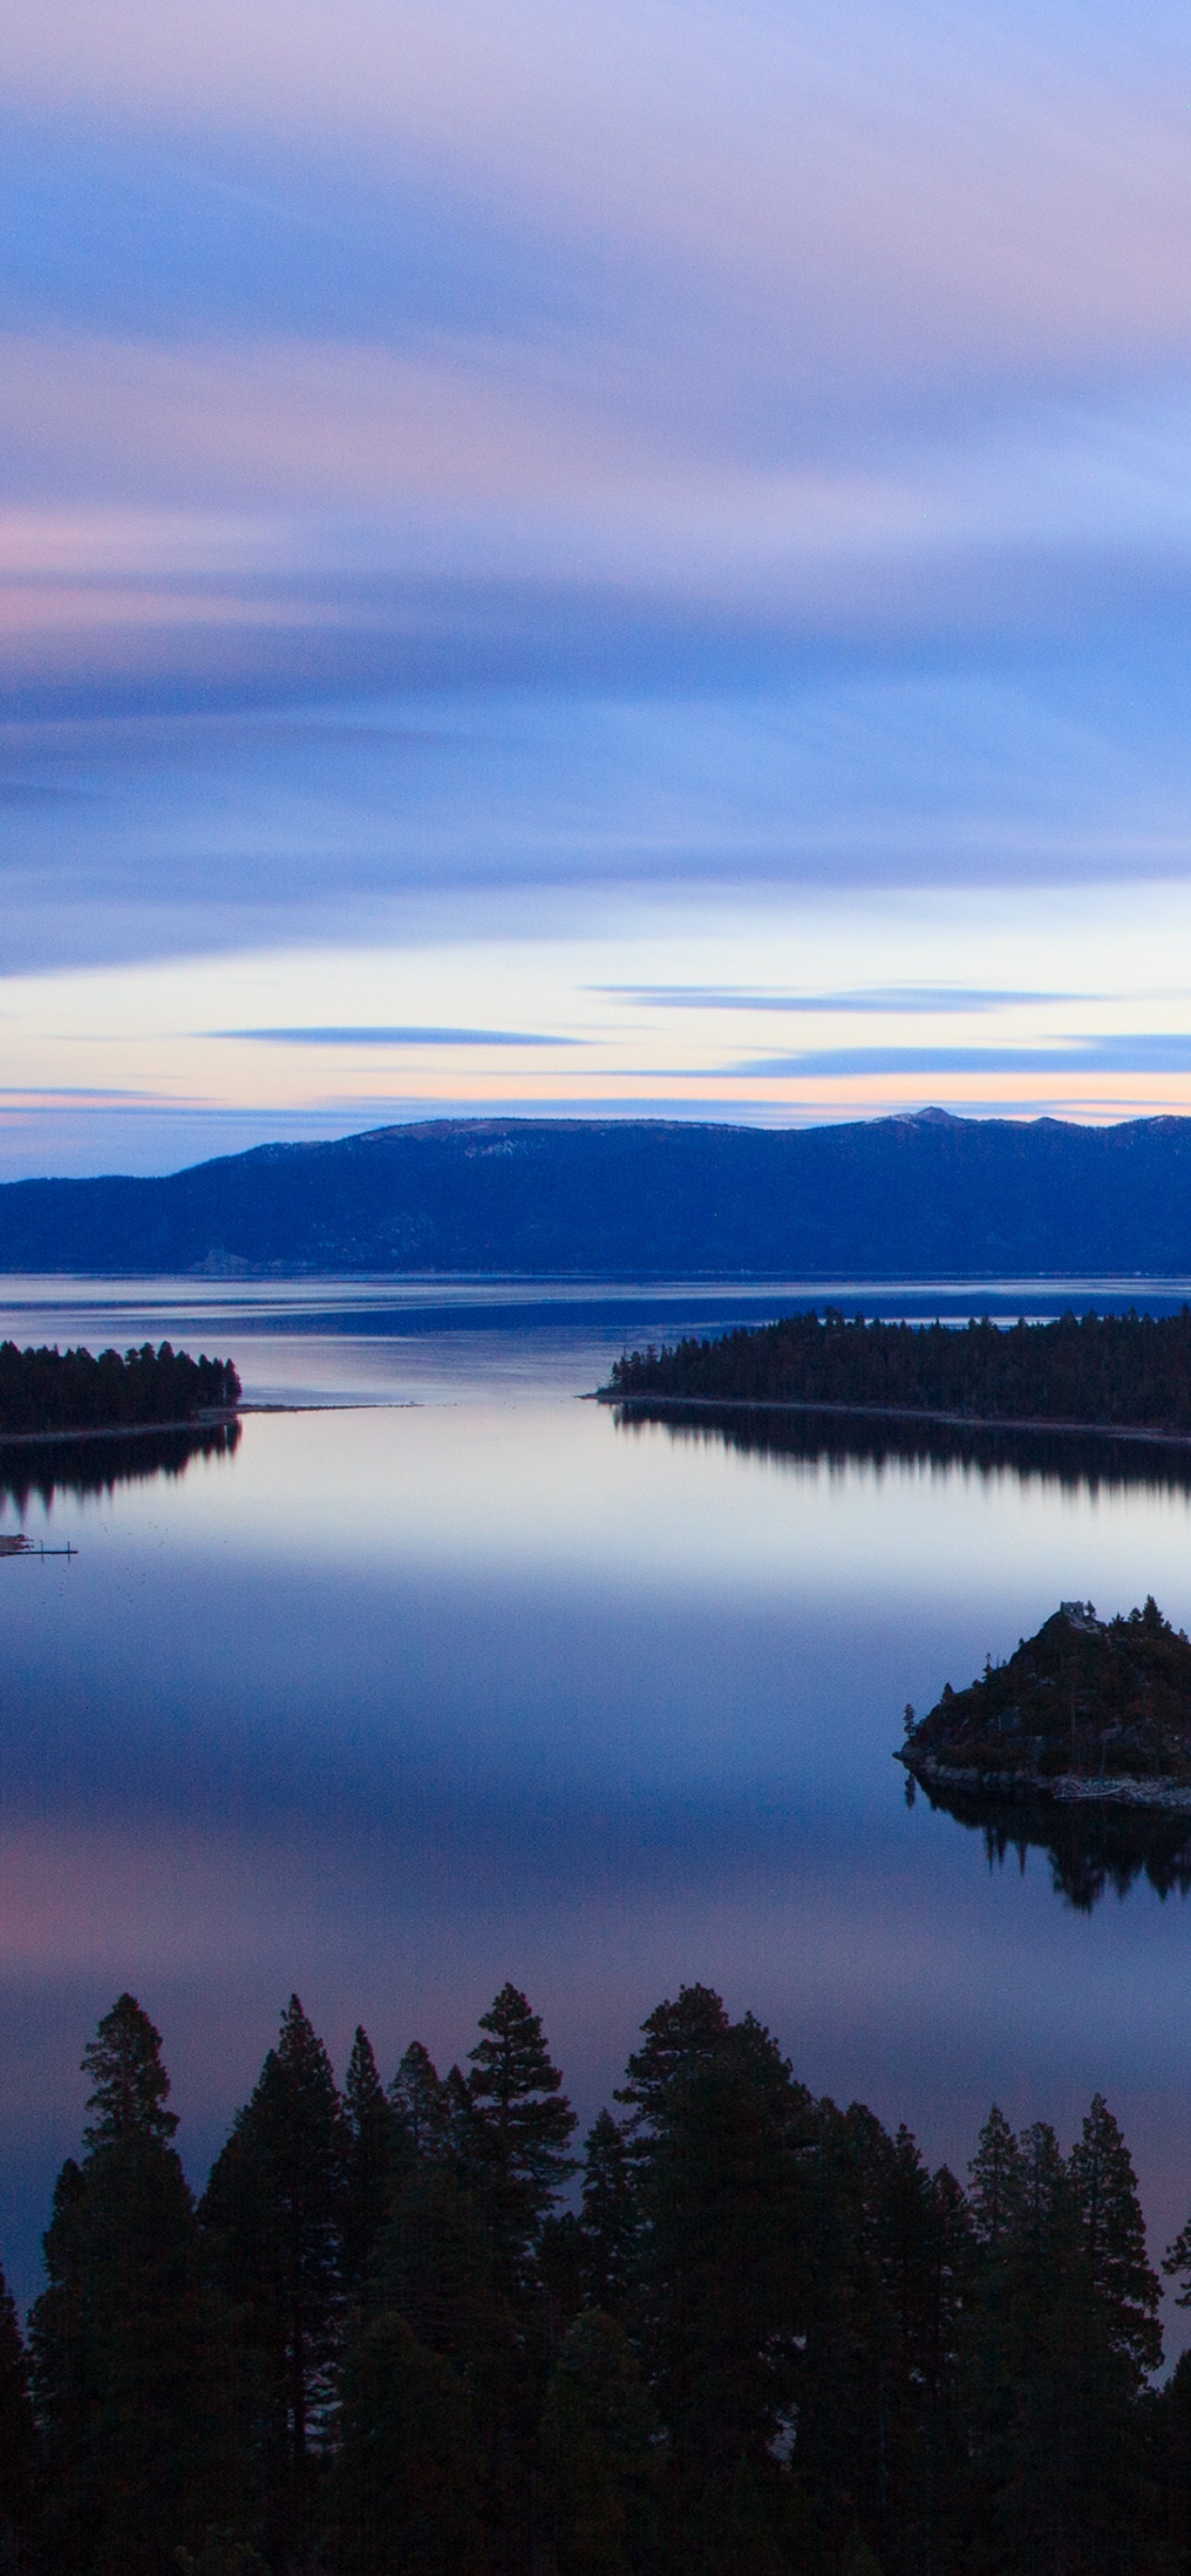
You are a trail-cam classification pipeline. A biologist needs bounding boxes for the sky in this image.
[6,1,1191,1171]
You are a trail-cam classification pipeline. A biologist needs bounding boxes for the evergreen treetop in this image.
[463,1983,577,2250]
[579,2111,640,2315]
[83,1993,178,2149]
[1069,2091,1161,2382]
[389,2042,452,2165]
[967,2103,1023,2251]
[342,2027,399,2296]
[615,1983,732,2136]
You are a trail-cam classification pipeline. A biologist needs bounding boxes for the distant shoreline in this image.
[600,1390,1191,1451]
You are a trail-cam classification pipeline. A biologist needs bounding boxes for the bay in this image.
[4,1274,1191,2337]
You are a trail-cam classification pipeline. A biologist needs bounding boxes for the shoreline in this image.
[600,1391,1191,1450]
[0,1400,411,1450]
[897,1748,1191,1815]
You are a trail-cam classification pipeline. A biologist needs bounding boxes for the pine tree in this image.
[1070,2091,1161,2384]
[864,2127,973,2574]
[967,2103,1022,2254]
[462,1984,577,2267]
[963,2108,1159,2576]
[29,1996,237,2576]
[0,2257,37,2562]
[26,2158,85,2534]
[337,2313,483,2576]
[82,1991,178,2149]
[342,2028,399,2301]
[376,2162,524,2564]
[388,2040,451,2167]
[617,1987,817,2551]
[199,1996,346,2559]
[539,2310,660,2576]
[615,1983,731,2141]
[1153,2345,1191,2571]
[578,2111,639,2317]
[794,2099,969,2572]
[976,2118,1082,2575]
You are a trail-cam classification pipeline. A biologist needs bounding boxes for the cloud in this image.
[738,1038,1191,1078]
[0,1085,180,1100]
[595,986,1098,1014]
[9,633,1191,985]
[6,0,1191,1143]
[215,1027,579,1047]
[7,0,1191,402]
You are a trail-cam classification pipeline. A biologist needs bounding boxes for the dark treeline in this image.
[0,1342,241,1437]
[615,1400,1191,1499]
[608,1307,1191,1432]
[5,1990,1191,2576]
[0,1421,240,1513]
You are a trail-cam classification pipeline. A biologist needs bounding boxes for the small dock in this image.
[0,1536,77,1559]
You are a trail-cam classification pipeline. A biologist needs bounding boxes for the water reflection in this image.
[916,1773,1191,1913]
[8,1287,1191,2329]
[620,1400,1191,1916]
[614,1400,1191,1496]
[0,1422,239,1515]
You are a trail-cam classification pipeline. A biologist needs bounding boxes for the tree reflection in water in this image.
[916,1775,1191,1912]
[615,1402,1191,1911]
[0,1420,240,1519]
[613,1398,1191,1499]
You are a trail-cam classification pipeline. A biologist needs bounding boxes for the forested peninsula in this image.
[3,1983,1191,2576]
[900,1598,1191,1808]
[0,1341,240,1437]
[606,1306,1191,1435]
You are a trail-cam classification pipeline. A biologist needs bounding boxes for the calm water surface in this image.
[5,1276,1191,2327]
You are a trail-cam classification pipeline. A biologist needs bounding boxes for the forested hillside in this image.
[3,1985,1191,2575]
[608,1306,1191,1430]
[7,1109,1191,1274]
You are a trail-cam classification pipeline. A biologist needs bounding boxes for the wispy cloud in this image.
[738,1038,1191,1078]
[595,986,1101,1015]
[215,1027,579,1047]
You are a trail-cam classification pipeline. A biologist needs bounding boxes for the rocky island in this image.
[899,1598,1191,1811]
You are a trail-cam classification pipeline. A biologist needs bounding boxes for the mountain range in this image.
[4,1109,1191,1277]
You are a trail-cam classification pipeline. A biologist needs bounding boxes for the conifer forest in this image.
[0,1344,240,1438]
[5,1986,1191,2576]
[607,1307,1191,1433]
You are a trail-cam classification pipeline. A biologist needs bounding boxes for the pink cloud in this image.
[5,0,1191,382]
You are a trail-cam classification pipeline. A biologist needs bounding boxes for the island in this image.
[898,1598,1191,1810]
[604,1305,1191,1437]
[0,1339,241,1438]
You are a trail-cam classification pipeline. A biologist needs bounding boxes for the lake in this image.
[5,1274,1191,2337]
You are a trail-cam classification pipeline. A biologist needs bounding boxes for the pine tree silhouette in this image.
[0,2256,37,2562]
[462,1984,577,2264]
[389,2040,452,2168]
[30,1996,236,2576]
[578,2111,639,2317]
[342,2029,398,2302]
[199,1996,345,2563]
